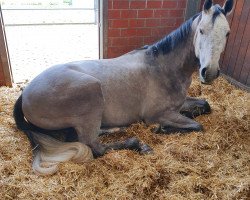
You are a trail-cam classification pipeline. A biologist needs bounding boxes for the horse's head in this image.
[193,0,234,84]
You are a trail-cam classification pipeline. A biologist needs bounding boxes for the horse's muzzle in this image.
[200,66,220,85]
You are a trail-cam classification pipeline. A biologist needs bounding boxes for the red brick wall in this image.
[107,0,188,58]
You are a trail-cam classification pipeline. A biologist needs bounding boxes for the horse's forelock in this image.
[212,4,226,24]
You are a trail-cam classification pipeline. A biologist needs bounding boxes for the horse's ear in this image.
[203,0,213,13]
[223,0,234,16]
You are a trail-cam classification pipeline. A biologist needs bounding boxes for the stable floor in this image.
[0,75,249,199]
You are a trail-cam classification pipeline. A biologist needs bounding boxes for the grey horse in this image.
[14,0,233,175]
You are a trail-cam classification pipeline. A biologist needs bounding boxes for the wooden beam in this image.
[0,5,12,87]
[222,74,250,92]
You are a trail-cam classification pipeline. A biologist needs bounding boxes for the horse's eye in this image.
[200,29,204,34]
[226,32,230,37]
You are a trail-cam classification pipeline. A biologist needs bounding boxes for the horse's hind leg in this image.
[76,126,152,158]
[180,97,211,119]
[72,74,152,157]
[98,127,127,136]
[75,101,151,157]
[75,108,151,157]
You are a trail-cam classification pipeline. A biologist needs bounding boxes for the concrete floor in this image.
[5,24,99,83]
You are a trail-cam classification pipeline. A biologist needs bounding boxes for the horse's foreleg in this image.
[180,97,211,119]
[153,111,203,134]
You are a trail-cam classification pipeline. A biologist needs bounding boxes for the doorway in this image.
[1,0,100,83]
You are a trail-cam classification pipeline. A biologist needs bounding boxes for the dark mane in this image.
[149,13,200,56]
[212,4,226,24]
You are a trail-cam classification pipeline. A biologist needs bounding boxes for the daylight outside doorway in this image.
[1,0,99,83]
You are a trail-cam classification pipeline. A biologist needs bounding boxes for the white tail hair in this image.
[31,132,93,175]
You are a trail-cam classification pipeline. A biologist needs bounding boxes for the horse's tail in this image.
[13,95,93,175]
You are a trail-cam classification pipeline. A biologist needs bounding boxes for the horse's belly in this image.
[100,93,142,127]
[101,105,141,127]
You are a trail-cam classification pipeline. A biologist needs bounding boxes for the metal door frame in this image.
[0,4,12,86]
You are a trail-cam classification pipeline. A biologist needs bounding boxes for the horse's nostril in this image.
[201,67,207,78]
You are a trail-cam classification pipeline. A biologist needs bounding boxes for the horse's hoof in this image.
[193,124,204,132]
[139,144,153,155]
[180,111,195,119]
[203,101,211,114]
[125,137,140,150]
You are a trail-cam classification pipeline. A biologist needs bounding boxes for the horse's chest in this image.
[142,78,188,118]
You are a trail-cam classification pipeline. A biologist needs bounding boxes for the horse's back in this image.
[22,64,104,130]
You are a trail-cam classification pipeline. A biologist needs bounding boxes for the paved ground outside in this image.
[5,24,99,83]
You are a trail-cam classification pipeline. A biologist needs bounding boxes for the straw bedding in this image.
[0,75,249,200]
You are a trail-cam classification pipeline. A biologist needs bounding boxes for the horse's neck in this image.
[158,33,198,77]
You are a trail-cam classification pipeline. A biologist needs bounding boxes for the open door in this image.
[0,4,12,87]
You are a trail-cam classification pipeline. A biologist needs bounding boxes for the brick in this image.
[162,1,177,8]
[112,19,129,28]
[147,1,162,9]
[108,10,121,19]
[126,46,137,53]
[108,38,113,46]
[146,19,161,27]
[151,28,163,37]
[138,10,154,18]
[130,1,146,9]
[108,46,131,58]
[160,18,176,26]
[177,0,187,8]
[154,10,169,18]
[108,29,121,37]
[143,36,156,45]
[128,37,144,46]
[129,19,145,27]
[165,27,176,35]
[108,0,113,9]
[137,28,152,36]
[113,1,129,9]
[121,28,137,37]
[152,27,172,37]
[108,47,123,58]
[111,37,129,46]
[121,10,137,18]
[169,10,184,18]
[176,18,185,27]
